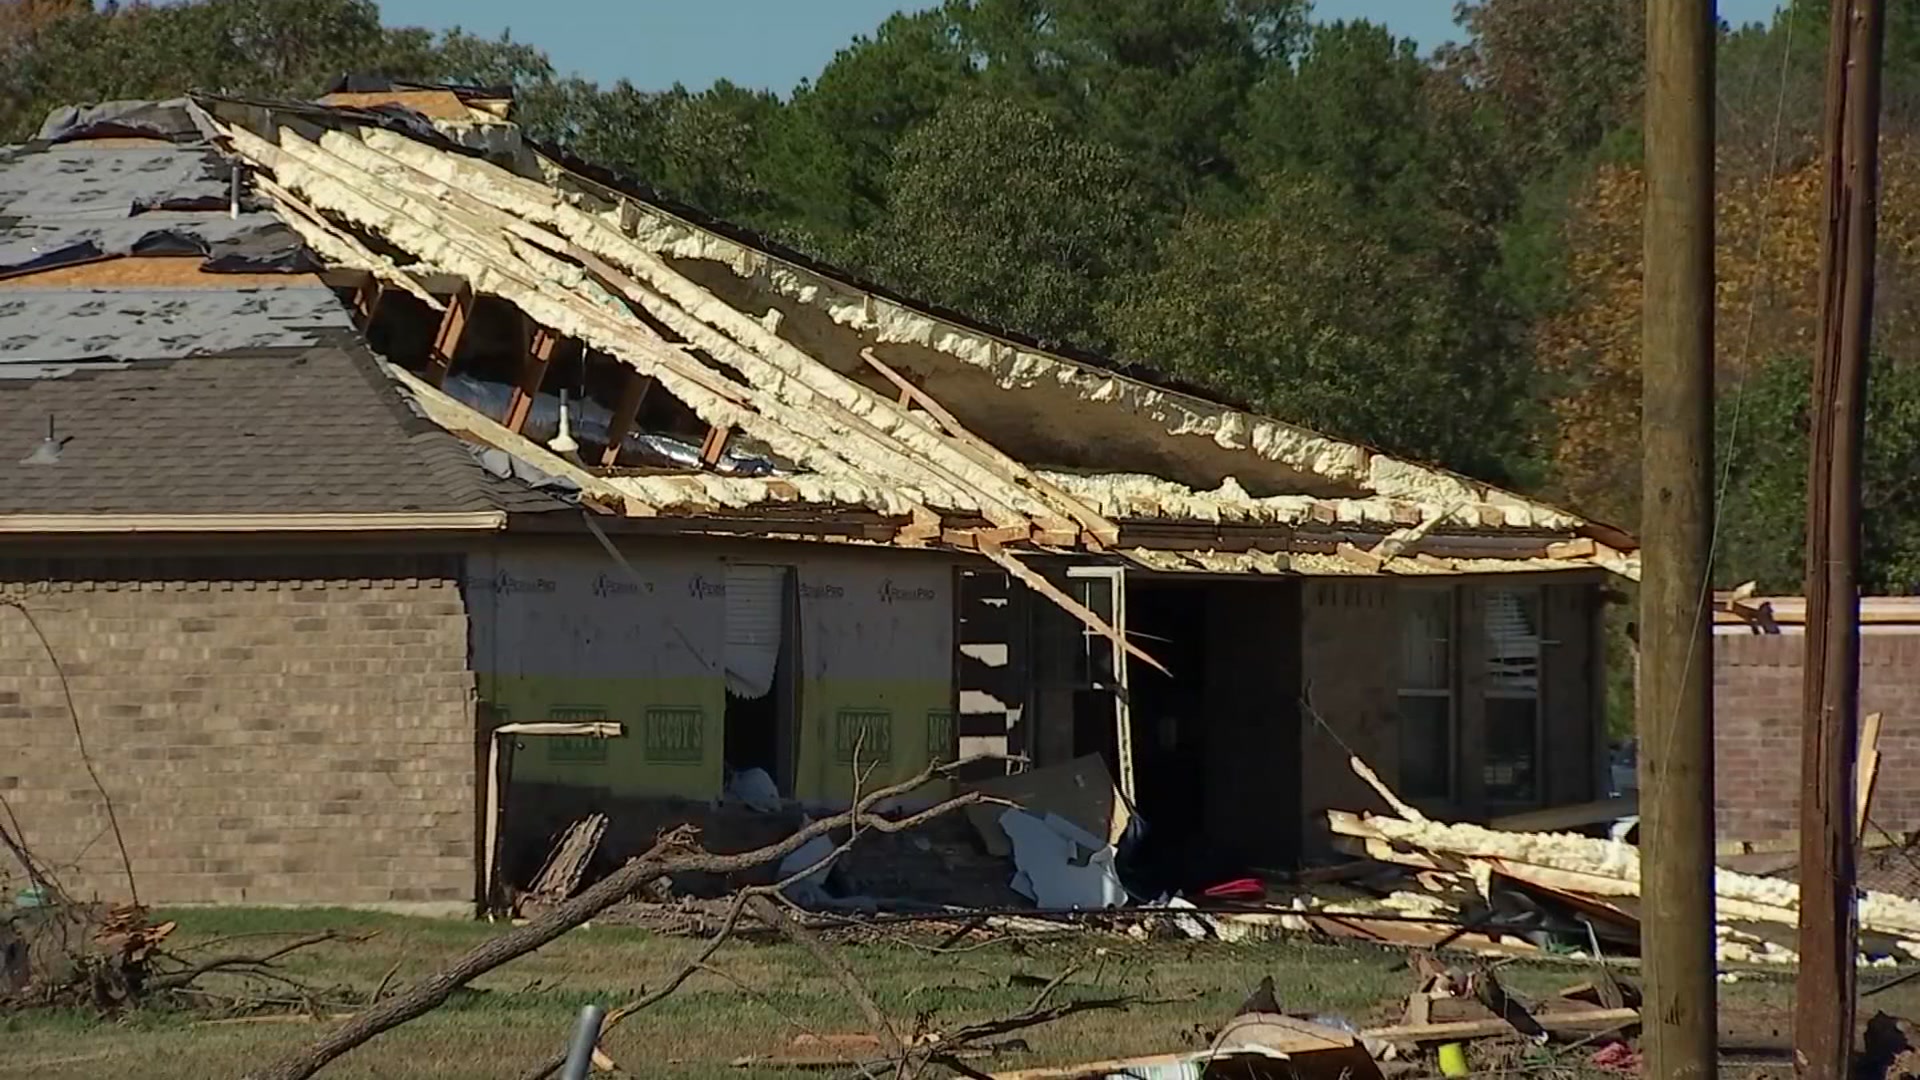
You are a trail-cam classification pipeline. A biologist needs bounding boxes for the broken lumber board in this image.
[1489,796,1637,834]
[528,813,606,902]
[1860,711,1884,833]
[1360,1006,1641,1045]
[1327,808,1920,939]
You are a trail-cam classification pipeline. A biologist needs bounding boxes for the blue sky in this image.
[371,0,1792,92]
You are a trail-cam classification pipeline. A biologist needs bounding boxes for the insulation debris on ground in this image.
[1321,753,1920,969]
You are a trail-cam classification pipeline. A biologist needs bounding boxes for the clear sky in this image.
[372,0,1792,92]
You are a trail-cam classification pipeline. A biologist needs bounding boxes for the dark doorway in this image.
[723,565,799,792]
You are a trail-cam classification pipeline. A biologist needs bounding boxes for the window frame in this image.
[1481,585,1546,809]
[1396,585,1460,803]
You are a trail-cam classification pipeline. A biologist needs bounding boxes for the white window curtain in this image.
[724,565,787,699]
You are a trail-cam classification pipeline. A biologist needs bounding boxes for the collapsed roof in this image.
[0,91,1638,584]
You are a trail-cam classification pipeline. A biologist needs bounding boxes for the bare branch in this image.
[247,756,1001,1080]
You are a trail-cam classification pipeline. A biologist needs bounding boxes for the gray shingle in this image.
[0,285,352,366]
[0,342,569,517]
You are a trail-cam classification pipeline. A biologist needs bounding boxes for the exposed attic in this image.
[0,90,1637,584]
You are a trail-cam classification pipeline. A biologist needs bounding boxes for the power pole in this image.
[1797,1,1885,1076]
[1640,1,1718,1078]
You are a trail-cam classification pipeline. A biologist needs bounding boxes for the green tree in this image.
[1103,175,1532,479]
[1438,0,1643,172]
[755,9,974,253]
[1718,353,1920,594]
[517,79,784,226]
[955,0,1307,182]
[859,95,1159,350]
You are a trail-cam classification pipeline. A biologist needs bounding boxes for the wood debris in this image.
[526,814,607,906]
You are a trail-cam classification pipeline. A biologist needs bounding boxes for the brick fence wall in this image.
[1715,631,1920,843]
[0,552,476,911]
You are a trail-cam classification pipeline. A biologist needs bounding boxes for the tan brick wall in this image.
[1714,632,1920,844]
[0,553,476,910]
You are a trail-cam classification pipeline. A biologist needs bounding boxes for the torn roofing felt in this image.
[0,99,320,282]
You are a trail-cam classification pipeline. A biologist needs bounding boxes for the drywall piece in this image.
[778,822,836,904]
[726,768,781,813]
[1000,809,1126,910]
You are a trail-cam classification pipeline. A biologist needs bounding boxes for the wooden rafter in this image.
[425,286,475,387]
[350,278,384,327]
[600,370,655,467]
[859,349,1120,547]
[506,323,564,434]
[698,425,732,469]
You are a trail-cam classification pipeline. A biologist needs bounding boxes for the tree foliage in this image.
[1719,351,1920,594]
[860,96,1157,351]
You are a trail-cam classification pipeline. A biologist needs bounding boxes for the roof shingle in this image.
[0,341,565,517]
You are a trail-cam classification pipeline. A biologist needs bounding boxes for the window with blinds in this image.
[723,564,787,699]
[1482,587,1543,804]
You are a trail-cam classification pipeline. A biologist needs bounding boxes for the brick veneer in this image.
[0,553,476,910]
[1715,631,1920,844]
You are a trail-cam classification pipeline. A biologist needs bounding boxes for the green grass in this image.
[0,907,1909,1079]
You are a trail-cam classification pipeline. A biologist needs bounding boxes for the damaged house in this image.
[0,89,1639,912]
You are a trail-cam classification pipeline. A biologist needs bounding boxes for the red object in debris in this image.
[1589,1041,1640,1073]
[1202,878,1264,900]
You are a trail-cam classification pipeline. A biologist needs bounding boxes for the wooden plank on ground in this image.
[1361,1007,1640,1045]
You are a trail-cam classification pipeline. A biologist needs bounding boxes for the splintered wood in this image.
[528,814,607,904]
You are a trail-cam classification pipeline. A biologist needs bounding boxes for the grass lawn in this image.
[0,907,1900,1079]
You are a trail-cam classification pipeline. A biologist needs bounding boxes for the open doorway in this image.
[1113,579,1228,894]
[723,564,799,794]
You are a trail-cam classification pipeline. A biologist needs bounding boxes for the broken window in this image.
[1397,587,1455,801]
[1482,587,1543,805]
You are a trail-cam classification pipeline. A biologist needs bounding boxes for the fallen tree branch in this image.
[248,756,999,1080]
[151,933,349,992]
[749,895,905,1062]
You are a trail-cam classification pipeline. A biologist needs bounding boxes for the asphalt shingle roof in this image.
[0,340,563,516]
[0,101,570,522]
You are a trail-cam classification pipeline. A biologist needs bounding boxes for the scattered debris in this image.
[1001,809,1126,910]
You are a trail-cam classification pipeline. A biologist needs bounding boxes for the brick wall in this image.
[0,552,476,911]
[1715,631,1920,843]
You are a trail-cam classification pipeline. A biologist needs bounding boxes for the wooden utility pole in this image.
[1640,2,1718,1078]
[1797,2,1885,1076]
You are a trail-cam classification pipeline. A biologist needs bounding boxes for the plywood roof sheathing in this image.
[0,256,323,290]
